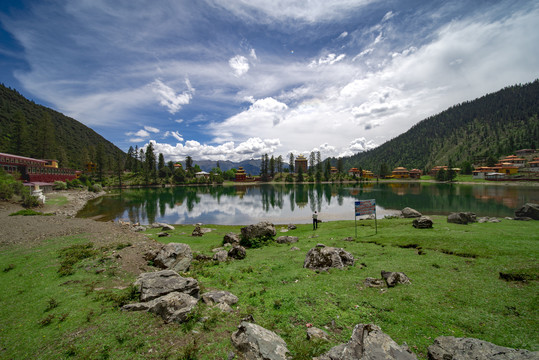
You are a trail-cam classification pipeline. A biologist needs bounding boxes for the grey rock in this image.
[134,270,199,302]
[147,292,198,323]
[153,243,193,273]
[290,247,300,251]
[515,203,539,220]
[228,245,247,260]
[402,207,422,218]
[192,224,204,236]
[478,217,501,223]
[202,290,239,307]
[428,336,539,360]
[224,232,241,245]
[315,323,417,360]
[304,245,354,270]
[275,236,299,244]
[381,271,411,287]
[307,327,330,341]
[514,216,532,221]
[447,212,477,225]
[161,224,175,231]
[213,250,228,262]
[231,321,289,360]
[240,222,276,244]
[132,225,146,232]
[157,232,170,237]
[150,222,167,228]
[364,277,385,288]
[287,224,297,230]
[413,216,433,229]
[343,237,355,242]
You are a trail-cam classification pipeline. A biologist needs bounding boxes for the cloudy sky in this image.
[1,0,538,162]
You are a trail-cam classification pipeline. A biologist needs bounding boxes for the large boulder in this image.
[275,236,298,244]
[202,290,239,312]
[447,212,477,225]
[402,207,422,218]
[314,323,417,360]
[241,222,276,244]
[381,271,411,287]
[515,203,539,220]
[413,216,433,229]
[304,244,354,270]
[307,327,330,341]
[228,245,247,260]
[153,243,193,273]
[134,270,199,302]
[213,250,228,262]
[428,336,539,360]
[123,291,198,323]
[231,321,289,360]
[192,224,204,237]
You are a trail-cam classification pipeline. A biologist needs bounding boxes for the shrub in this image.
[0,182,14,200]
[53,181,67,190]
[240,235,274,248]
[67,178,83,188]
[21,194,40,208]
[89,183,103,192]
[58,242,97,276]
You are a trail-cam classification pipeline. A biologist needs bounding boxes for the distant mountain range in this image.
[2,80,537,176]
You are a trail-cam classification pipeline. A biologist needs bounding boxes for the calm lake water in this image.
[76,182,539,225]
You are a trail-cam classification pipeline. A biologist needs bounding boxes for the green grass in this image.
[9,209,53,216]
[1,217,538,359]
[45,195,69,206]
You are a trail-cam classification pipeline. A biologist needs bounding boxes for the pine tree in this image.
[269,155,275,178]
[288,153,294,173]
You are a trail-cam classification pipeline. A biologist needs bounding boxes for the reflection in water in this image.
[77,183,539,225]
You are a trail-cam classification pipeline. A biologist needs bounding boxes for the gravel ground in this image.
[0,190,161,276]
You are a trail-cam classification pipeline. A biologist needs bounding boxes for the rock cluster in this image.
[412,216,433,228]
[201,290,238,312]
[240,221,276,245]
[304,244,354,270]
[275,236,298,244]
[402,207,422,218]
[515,203,539,220]
[447,212,477,224]
[231,319,289,360]
[153,243,193,273]
[428,336,538,360]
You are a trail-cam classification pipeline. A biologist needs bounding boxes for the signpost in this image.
[355,199,377,237]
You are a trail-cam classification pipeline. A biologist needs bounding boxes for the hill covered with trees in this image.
[0,84,125,170]
[341,80,539,174]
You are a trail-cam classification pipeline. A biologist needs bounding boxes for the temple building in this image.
[295,154,308,174]
[391,167,410,179]
[409,169,423,179]
[235,167,247,182]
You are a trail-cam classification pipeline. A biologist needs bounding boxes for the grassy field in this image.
[0,216,537,359]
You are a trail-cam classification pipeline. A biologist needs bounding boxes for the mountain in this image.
[0,84,125,169]
[341,80,539,173]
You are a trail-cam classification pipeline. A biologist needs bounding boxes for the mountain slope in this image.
[343,80,539,172]
[0,84,124,169]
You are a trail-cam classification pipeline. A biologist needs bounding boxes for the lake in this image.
[76,182,539,225]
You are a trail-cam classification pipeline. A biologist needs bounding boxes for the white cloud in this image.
[150,137,281,162]
[150,79,194,114]
[250,48,257,60]
[129,137,146,143]
[126,129,150,137]
[229,55,250,77]
[310,53,346,67]
[144,125,160,133]
[382,11,395,22]
[338,31,348,39]
[175,119,184,124]
[164,131,184,142]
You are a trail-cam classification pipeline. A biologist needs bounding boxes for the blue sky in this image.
[1,0,538,162]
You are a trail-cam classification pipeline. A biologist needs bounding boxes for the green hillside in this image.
[342,80,539,173]
[0,84,124,170]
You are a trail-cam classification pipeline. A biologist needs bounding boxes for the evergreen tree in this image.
[185,156,193,175]
[379,163,389,178]
[10,110,29,156]
[133,145,139,173]
[436,168,447,181]
[96,143,105,182]
[288,153,294,173]
[296,166,304,182]
[337,157,343,174]
[269,155,275,178]
[37,111,56,159]
[145,142,157,182]
[157,153,166,178]
[308,151,315,176]
[324,158,331,180]
[276,155,283,174]
[126,146,135,171]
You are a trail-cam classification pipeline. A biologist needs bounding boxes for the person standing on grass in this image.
[312,211,318,230]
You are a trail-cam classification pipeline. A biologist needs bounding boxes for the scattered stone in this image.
[478,217,501,223]
[428,336,538,360]
[213,250,228,262]
[364,277,385,288]
[161,224,175,231]
[505,217,514,220]
[381,271,411,287]
[447,212,477,225]
[231,321,289,360]
[287,224,297,230]
[307,327,330,341]
[132,225,146,232]
[223,232,241,245]
[290,246,300,251]
[342,237,355,241]
[157,232,170,237]
[153,243,193,273]
[144,247,161,262]
[192,225,204,237]
[304,245,354,270]
[123,291,198,323]
[134,270,199,302]
[240,221,276,243]
[150,222,167,228]
[194,254,212,261]
[402,207,422,218]
[212,247,224,253]
[412,216,433,229]
[202,290,239,312]
[515,203,539,220]
[314,323,417,360]
[309,234,319,239]
[514,216,532,221]
[228,245,247,260]
[275,236,298,244]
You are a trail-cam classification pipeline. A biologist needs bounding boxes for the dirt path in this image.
[0,190,160,276]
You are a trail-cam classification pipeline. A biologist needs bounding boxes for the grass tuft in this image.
[58,242,97,276]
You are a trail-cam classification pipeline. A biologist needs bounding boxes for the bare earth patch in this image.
[0,190,161,276]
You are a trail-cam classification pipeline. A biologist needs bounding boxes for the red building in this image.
[235,167,247,182]
[0,152,77,183]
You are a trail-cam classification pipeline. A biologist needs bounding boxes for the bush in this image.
[53,181,67,190]
[66,178,83,188]
[0,182,14,200]
[89,183,103,192]
[21,194,40,208]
